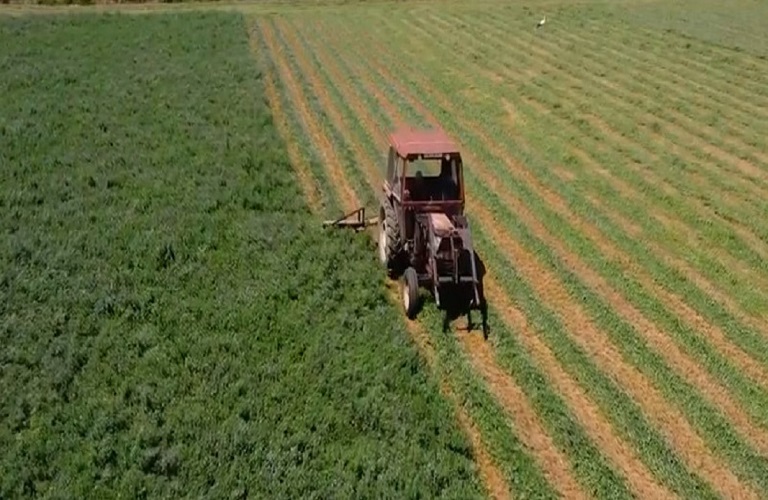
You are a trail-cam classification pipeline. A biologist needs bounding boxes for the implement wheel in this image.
[378,200,403,278]
[402,267,419,319]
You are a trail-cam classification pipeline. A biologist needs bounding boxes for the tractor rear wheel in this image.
[378,200,403,278]
[402,266,419,319]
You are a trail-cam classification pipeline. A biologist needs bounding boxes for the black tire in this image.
[378,199,403,278]
[402,267,420,319]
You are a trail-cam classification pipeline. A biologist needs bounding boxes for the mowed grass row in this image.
[289,14,664,497]
[432,8,768,363]
[254,3,768,500]
[268,6,628,500]
[402,6,768,353]
[404,6,765,386]
[424,6,768,226]
[0,11,488,499]
[506,13,768,231]
[364,5,768,494]
[252,16,523,499]
[292,16,662,496]
[364,9,768,494]
[368,0,768,388]
[559,22,768,160]
[364,0,768,475]
[612,0,768,65]
[396,3,761,490]
[295,15,689,499]
[550,2,768,114]
[516,18,768,256]
[467,10,768,209]
[572,13,768,128]
[430,7,768,298]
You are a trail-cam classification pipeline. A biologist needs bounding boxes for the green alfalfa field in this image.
[0,11,490,499]
[3,0,768,498]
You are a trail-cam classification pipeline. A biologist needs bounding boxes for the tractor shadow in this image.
[438,250,490,339]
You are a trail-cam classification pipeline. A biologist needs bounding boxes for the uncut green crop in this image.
[0,12,485,499]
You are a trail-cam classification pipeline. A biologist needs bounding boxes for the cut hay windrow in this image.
[416,12,764,258]
[370,0,768,400]
[444,9,768,208]
[308,9,752,498]
[314,6,768,496]
[255,20,360,214]
[411,9,768,336]
[545,24,768,180]
[405,3,768,421]
[592,22,768,114]
[562,24,768,129]
[433,11,768,217]
[376,12,768,443]
[256,2,768,498]
[260,1,765,495]
[277,16,574,497]
[253,42,322,214]
[270,19,379,200]
[425,14,768,297]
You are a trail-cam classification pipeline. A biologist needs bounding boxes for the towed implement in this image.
[322,206,377,231]
[324,127,489,337]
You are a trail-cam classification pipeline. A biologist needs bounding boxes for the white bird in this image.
[536,16,546,29]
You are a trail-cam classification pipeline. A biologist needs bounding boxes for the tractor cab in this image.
[384,128,466,215]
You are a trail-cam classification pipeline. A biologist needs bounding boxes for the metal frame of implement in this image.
[322,207,378,231]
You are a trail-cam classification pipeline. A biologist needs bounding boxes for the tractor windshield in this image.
[409,157,445,177]
[406,154,461,202]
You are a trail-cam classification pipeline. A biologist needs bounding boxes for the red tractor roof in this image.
[389,128,461,158]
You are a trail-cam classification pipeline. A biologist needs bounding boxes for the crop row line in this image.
[326,8,768,496]
[392,7,768,362]
[434,10,768,212]
[300,7,760,500]
[297,15,641,499]
[408,9,768,328]
[453,7,768,208]
[423,10,768,311]
[580,18,768,120]
[537,17,768,174]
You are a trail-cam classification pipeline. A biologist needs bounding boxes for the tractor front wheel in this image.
[402,267,420,319]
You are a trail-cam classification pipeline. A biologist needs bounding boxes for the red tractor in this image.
[377,128,489,336]
[323,127,489,336]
